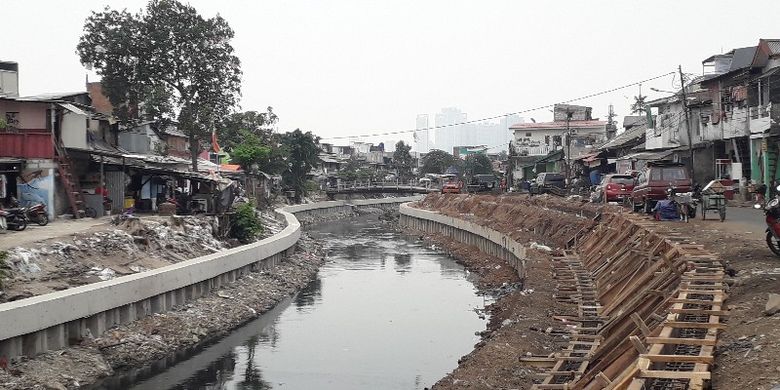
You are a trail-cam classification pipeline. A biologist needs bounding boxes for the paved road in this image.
[0,217,109,250]
[721,205,766,233]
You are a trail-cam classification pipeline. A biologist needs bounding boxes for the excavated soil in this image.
[658,218,780,389]
[414,193,780,389]
[421,232,573,389]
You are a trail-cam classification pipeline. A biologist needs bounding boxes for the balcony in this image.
[749,104,775,134]
[0,131,54,158]
[515,144,556,156]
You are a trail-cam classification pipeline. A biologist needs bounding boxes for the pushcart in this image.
[700,192,726,221]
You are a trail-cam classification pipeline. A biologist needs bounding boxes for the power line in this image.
[321,71,677,141]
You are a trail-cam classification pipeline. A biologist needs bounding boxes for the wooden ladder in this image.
[54,142,85,218]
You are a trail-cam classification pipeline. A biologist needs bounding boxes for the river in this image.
[116,215,487,390]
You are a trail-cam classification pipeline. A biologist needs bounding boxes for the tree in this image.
[220,108,278,152]
[281,129,319,202]
[338,156,375,182]
[464,154,493,176]
[421,149,459,174]
[392,141,414,182]
[228,129,287,175]
[77,0,242,171]
[631,93,648,115]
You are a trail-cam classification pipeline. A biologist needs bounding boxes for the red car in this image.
[601,174,635,202]
[441,179,463,194]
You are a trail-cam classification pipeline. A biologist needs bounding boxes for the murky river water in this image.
[115,215,486,390]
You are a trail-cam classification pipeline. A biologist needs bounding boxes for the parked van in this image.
[629,161,691,213]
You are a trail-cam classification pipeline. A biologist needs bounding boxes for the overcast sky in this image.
[3,1,779,149]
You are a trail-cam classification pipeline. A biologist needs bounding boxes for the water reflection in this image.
[122,215,485,390]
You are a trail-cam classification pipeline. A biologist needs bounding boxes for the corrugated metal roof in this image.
[729,46,758,71]
[509,120,607,130]
[766,40,780,55]
[599,122,648,151]
[58,102,89,116]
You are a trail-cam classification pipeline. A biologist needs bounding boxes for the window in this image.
[662,167,686,180]
[545,135,550,145]
[4,112,19,130]
[525,132,532,137]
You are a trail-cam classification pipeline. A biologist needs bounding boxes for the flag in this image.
[211,129,221,153]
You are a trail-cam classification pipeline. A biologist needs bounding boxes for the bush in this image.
[230,203,263,244]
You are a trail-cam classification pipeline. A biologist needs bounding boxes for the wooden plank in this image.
[669,308,729,316]
[664,321,726,329]
[644,337,717,346]
[639,369,711,380]
[630,313,652,336]
[629,335,647,354]
[639,354,714,364]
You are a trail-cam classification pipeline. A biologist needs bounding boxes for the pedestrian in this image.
[756,182,767,202]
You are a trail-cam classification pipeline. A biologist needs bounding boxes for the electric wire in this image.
[321,71,677,141]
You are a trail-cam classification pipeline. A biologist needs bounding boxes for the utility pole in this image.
[565,110,572,182]
[679,65,695,183]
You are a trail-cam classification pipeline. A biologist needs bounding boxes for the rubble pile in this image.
[0,216,229,301]
[418,193,609,248]
[0,235,325,390]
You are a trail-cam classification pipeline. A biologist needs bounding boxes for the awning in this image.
[58,102,90,116]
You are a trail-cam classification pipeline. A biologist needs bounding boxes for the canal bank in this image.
[0,197,421,390]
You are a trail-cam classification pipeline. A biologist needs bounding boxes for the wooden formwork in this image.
[533,213,727,390]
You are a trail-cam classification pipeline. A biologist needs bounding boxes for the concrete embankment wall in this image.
[399,203,527,278]
[0,196,422,360]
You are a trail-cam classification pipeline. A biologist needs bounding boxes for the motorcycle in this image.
[24,203,49,226]
[755,184,780,256]
[0,207,28,231]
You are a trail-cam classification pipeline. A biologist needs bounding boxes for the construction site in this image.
[407,193,780,390]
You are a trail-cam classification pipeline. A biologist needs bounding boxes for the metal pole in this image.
[679,65,695,183]
[565,112,571,182]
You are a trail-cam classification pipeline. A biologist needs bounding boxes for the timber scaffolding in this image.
[532,212,727,390]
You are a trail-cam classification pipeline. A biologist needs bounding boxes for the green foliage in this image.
[392,141,414,181]
[230,203,263,244]
[421,149,460,174]
[230,131,273,170]
[220,109,278,152]
[304,180,320,194]
[77,0,242,171]
[0,117,7,130]
[281,129,320,202]
[338,157,377,182]
[464,153,493,176]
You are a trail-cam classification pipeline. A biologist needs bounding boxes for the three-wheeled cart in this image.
[700,180,727,221]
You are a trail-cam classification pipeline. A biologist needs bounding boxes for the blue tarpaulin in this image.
[653,199,679,221]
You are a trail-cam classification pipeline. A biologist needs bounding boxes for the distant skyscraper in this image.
[434,107,467,153]
[414,114,430,152]
[419,108,522,154]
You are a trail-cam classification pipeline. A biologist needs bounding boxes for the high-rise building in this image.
[433,107,467,153]
[420,108,523,154]
[414,114,430,152]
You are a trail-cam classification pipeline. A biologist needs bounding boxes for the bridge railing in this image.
[326,179,438,192]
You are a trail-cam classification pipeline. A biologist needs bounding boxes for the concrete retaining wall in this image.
[399,203,527,278]
[0,196,421,360]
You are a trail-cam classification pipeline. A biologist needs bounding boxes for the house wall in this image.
[61,111,88,149]
[166,136,189,157]
[0,100,48,130]
[119,132,152,154]
[16,159,56,219]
